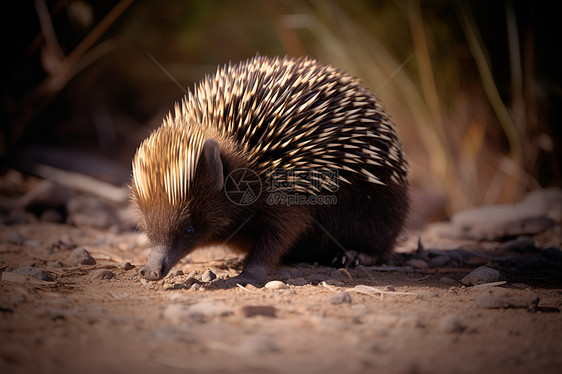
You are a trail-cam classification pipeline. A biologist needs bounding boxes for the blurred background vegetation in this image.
[1,0,560,223]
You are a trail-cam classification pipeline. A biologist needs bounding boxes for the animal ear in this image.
[202,139,224,192]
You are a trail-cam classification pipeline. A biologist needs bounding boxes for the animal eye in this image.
[185,226,194,236]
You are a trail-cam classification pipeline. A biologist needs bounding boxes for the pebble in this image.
[4,267,53,282]
[170,269,184,277]
[121,262,135,270]
[237,305,277,318]
[478,289,540,310]
[90,269,114,280]
[461,266,503,286]
[201,269,217,282]
[329,292,352,305]
[14,266,53,281]
[190,283,201,291]
[439,315,466,333]
[407,259,428,269]
[264,280,289,290]
[68,247,96,266]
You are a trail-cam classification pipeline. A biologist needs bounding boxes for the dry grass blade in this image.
[456,1,523,183]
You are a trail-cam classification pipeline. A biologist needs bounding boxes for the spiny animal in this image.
[131,55,409,286]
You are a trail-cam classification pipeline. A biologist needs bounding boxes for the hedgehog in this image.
[131,55,409,286]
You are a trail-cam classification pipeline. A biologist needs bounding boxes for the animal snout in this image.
[140,263,165,280]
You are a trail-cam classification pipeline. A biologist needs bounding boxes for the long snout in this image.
[140,246,172,281]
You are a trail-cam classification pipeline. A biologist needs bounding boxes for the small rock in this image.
[13,267,53,281]
[121,262,135,270]
[5,267,53,282]
[264,280,289,290]
[170,269,184,277]
[190,283,201,291]
[90,269,114,280]
[478,288,540,310]
[237,305,277,318]
[201,269,217,282]
[407,259,428,269]
[461,266,503,286]
[439,315,466,333]
[385,286,396,292]
[329,292,352,305]
[68,247,96,265]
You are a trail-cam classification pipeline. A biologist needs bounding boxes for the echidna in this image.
[132,55,409,286]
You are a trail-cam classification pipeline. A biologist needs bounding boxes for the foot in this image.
[331,250,378,268]
[211,266,268,289]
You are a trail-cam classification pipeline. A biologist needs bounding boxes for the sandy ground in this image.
[1,179,561,374]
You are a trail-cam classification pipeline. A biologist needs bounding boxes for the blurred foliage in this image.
[1,0,560,215]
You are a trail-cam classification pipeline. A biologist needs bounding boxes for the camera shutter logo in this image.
[224,168,262,206]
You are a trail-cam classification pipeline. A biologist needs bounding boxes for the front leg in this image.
[221,206,313,287]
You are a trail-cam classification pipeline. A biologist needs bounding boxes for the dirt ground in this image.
[1,178,561,374]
